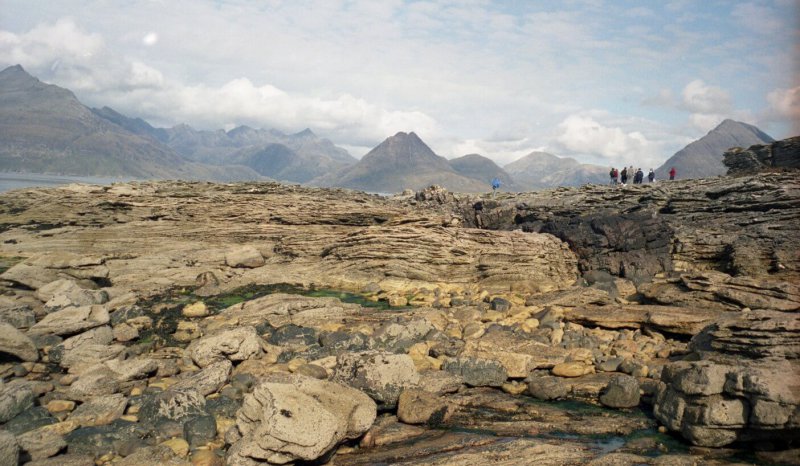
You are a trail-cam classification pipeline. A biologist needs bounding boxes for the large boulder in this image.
[15,427,67,461]
[171,360,232,396]
[333,351,420,409]
[442,357,508,387]
[28,305,109,336]
[397,389,451,425]
[138,389,208,429]
[227,374,376,465]
[0,382,34,423]
[0,322,38,361]
[187,326,262,367]
[599,374,640,408]
[225,246,265,268]
[67,393,127,427]
[35,279,108,312]
[0,430,18,466]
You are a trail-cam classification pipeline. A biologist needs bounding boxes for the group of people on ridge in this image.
[609,166,668,185]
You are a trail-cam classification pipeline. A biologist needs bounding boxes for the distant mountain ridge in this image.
[0,65,263,180]
[0,64,356,183]
[164,125,356,183]
[655,119,774,179]
[449,154,517,191]
[504,151,608,190]
[90,105,356,183]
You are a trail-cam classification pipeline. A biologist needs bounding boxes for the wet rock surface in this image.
[0,173,796,464]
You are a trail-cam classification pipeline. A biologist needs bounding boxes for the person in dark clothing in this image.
[648,169,655,183]
[620,167,628,185]
[635,168,644,184]
[669,167,676,180]
[609,167,617,185]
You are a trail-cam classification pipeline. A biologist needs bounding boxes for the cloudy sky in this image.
[1,0,798,167]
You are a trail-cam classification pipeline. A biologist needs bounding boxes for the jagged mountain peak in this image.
[292,128,316,138]
[656,119,774,179]
[0,64,29,78]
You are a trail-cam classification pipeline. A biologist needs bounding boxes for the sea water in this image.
[0,172,135,193]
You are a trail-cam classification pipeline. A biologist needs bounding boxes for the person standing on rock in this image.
[635,168,644,184]
[669,167,676,180]
[620,167,628,185]
[648,169,655,183]
[491,177,501,198]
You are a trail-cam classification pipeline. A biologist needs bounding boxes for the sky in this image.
[1,0,798,168]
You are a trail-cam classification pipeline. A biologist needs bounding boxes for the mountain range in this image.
[0,64,778,191]
[0,65,259,181]
[312,132,509,192]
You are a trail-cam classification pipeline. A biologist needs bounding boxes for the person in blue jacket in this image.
[491,177,501,198]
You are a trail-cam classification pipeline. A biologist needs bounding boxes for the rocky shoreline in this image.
[0,172,797,465]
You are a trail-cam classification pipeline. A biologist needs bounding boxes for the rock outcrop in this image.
[724,136,800,175]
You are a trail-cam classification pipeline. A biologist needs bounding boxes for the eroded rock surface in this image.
[0,174,796,463]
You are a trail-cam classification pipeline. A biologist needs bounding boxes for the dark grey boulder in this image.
[442,358,507,387]
[3,406,56,435]
[528,375,569,400]
[599,374,641,408]
[184,414,217,448]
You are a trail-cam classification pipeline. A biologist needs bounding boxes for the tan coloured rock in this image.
[552,362,595,378]
[187,326,262,367]
[68,393,128,426]
[397,388,452,425]
[229,373,376,465]
[0,321,38,361]
[225,246,265,268]
[46,400,75,413]
[461,328,568,377]
[182,301,209,318]
[28,305,109,336]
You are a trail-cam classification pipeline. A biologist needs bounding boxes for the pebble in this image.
[286,358,308,372]
[191,449,224,466]
[46,400,75,414]
[183,302,210,318]
[160,437,190,457]
[552,361,593,378]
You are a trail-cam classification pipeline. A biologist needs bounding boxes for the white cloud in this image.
[556,114,650,159]
[11,17,105,65]
[680,79,738,131]
[99,76,440,147]
[126,61,164,88]
[767,86,800,134]
[767,86,800,119]
[681,79,731,114]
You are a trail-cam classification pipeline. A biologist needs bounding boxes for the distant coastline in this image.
[0,172,136,193]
